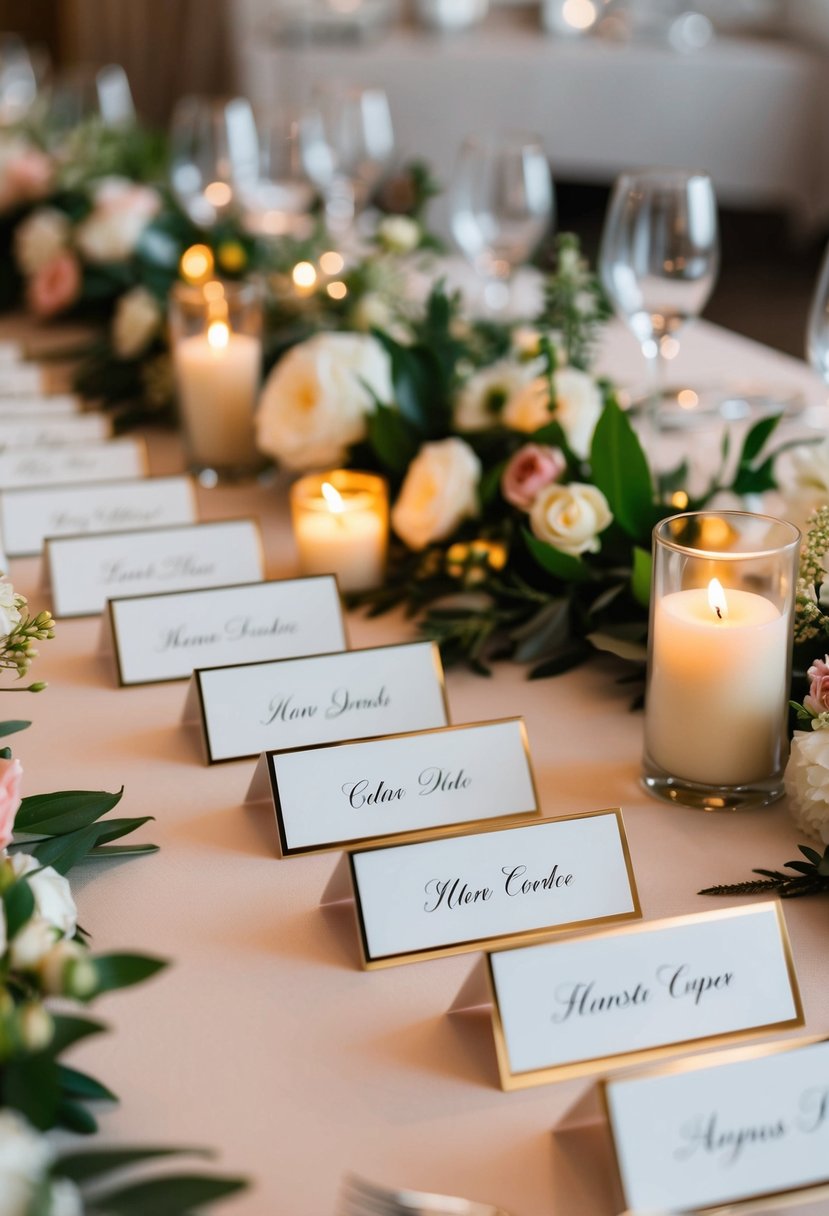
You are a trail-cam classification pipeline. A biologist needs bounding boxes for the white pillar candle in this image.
[173,321,261,470]
[645,579,788,786]
[291,474,388,593]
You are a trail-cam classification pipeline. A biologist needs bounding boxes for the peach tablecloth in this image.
[7,317,829,1215]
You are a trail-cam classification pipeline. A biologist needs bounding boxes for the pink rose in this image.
[0,756,23,849]
[6,148,53,202]
[26,252,82,319]
[501,443,566,511]
[805,656,829,716]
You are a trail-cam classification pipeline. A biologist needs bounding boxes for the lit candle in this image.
[290,471,388,593]
[645,577,788,786]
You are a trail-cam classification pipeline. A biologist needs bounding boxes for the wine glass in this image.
[169,95,260,229]
[48,63,135,131]
[807,239,829,387]
[449,131,554,314]
[237,108,315,241]
[600,167,719,431]
[299,83,394,243]
[0,35,38,126]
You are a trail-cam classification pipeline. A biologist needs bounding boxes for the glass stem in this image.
[643,342,667,451]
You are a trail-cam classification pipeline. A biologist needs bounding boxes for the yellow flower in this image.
[446,539,508,583]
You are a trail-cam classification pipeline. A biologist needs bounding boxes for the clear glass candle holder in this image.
[289,469,389,594]
[168,279,265,485]
[643,511,800,812]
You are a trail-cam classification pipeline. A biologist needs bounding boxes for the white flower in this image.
[49,1180,83,1216]
[9,916,59,969]
[19,1003,53,1052]
[13,208,71,276]
[530,482,613,556]
[256,332,392,470]
[785,727,829,844]
[502,367,603,459]
[0,576,21,638]
[112,286,161,359]
[779,438,829,530]
[510,327,565,363]
[391,437,481,551]
[0,1110,52,1216]
[377,215,421,255]
[454,360,537,432]
[351,291,393,333]
[10,854,77,937]
[75,176,161,263]
[39,938,87,994]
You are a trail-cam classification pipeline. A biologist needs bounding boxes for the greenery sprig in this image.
[699,843,829,898]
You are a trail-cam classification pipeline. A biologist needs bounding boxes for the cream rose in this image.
[0,1111,53,1216]
[391,437,481,551]
[11,853,77,937]
[530,481,612,556]
[377,214,421,254]
[75,177,161,263]
[779,438,829,531]
[0,576,21,641]
[112,286,161,359]
[785,727,829,844]
[13,208,71,276]
[503,367,603,459]
[256,332,392,470]
[454,360,537,432]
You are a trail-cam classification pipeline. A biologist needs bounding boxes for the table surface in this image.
[7,315,829,1216]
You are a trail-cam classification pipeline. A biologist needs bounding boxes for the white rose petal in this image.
[49,1180,84,1216]
[550,368,603,459]
[0,1111,53,1216]
[785,727,829,844]
[13,208,71,276]
[454,360,538,432]
[0,576,21,640]
[530,481,613,556]
[9,916,59,970]
[779,438,829,530]
[351,292,392,333]
[377,215,421,255]
[11,853,77,936]
[112,286,161,359]
[76,177,161,264]
[502,376,551,434]
[391,437,481,551]
[256,332,392,471]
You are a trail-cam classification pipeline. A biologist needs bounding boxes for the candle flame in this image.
[708,578,728,621]
[321,481,345,514]
[207,320,230,351]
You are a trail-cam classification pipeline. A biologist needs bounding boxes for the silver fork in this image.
[339,1173,513,1216]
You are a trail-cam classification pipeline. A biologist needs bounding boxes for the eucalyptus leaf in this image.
[511,599,571,663]
[0,719,30,737]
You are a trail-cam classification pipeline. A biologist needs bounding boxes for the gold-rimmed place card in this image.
[321,808,640,970]
[599,1036,829,1213]
[102,575,347,686]
[45,519,266,618]
[1,474,196,557]
[449,903,802,1091]
[183,640,449,765]
[0,437,147,489]
[245,717,539,855]
[0,393,79,417]
[0,413,110,448]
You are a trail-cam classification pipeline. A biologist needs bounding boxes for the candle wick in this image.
[715,606,722,620]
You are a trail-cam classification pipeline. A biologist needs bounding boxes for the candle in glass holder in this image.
[169,279,264,483]
[643,511,799,811]
[290,470,388,593]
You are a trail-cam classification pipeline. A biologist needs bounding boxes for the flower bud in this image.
[19,1002,53,1051]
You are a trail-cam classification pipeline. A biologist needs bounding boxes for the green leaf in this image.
[87,817,155,847]
[739,413,781,466]
[590,398,656,541]
[89,1174,248,1214]
[373,331,445,436]
[57,1064,117,1104]
[55,1098,98,1135]
[0,719,30,737]
[49,1014,108,1055]
[529,642,591,679]
[2,1053,60,1130]
[631,546,652,609]
[587,628,648,664]
[15,788,124,834]
[366,405,420,476]
[90,952,167,996]
[32,824,109,874]
[87,843,160,859]
[55,1147,211,1186]
[523,529,591,583]
[798,845,823,867]
[3,876,35,938]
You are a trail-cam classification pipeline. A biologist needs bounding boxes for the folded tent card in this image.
[45,518,266,618]
[0,437,147,490]
[0,393,80,416]
[182,640,450,764]
[449,902,802,1090]
[320,808,640,970]
[1,474,197,557]
[0,363,45,394]
[102,575,348,686]
[0,414,111,447]
[245,717,539,854]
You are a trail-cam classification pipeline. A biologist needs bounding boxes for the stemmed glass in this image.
[599,167,719,432]
[807,240,829,387]
[169,95,260,229]
[237,108,315,241]
[299,83,394,244]
[0,35,38,126]
[449,131,554,315]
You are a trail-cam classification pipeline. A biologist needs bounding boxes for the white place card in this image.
[0,394,79,417]
[605,1037,829,1213]
[323,809,640,969]
[0,414,110,448]
[46,519,265,618]
[250,718,539,855]
[105,576,347,686]
[0,364,44,393]
[1,475,196,557]
[185,641,449,764]
[0,341,23,363]
[0,438,147,490]
[459,903,801,1090]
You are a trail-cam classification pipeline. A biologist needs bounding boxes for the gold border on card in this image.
[46,517,266,620]
[706,1181,829,1214]
[347,807,642,970]
[0,434,150,492]
[195,639,450,765]
[108,574,347,688]
[486,901,804,1092]
[267,717,541,856]
[2,473,197,558]
[601,1034,829,1214]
